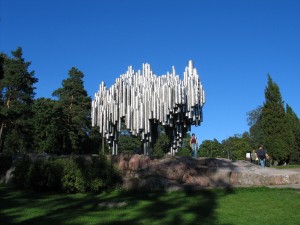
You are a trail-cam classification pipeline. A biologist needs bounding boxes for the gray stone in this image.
[113,154,300,191]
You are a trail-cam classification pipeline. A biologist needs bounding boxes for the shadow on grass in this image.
[0,185,234,225]
[1,156,240,225]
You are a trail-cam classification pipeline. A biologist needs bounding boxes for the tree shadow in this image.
[0,156,240,225]
[0,184,235,225]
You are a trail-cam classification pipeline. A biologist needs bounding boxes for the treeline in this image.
[0,47,101,155]
[1,48,299,165]
[199,75,300,165]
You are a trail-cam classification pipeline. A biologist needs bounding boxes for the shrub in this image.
[0,155,13,177]
[12,154,122,193]
[13,156,31,188]
[61,157,87,193]
[176,147,192,157]
[151,134,170,157]
[26,159,64,191]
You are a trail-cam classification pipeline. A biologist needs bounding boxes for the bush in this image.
[12,154,122,193]
[13,156,31,188]
[13,157,64,191]
[27,159,64,191]
[0,155,13,177]
[176,147,192,157]
[61,157,87,193]
[151,134,170,157]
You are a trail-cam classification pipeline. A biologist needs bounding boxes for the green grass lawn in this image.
[273,165,300,169]
[0,185,299,225]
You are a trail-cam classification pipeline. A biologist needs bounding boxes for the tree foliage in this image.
[199,139,224,158]
[222,133,251,160]
[261,75,294,164]
[247,106,264,148]
[0,47,38,153]
[52,67,92,154]
[176,133,192,157]
[286,104,300,164]
[152,133,170,157]
[118,134,141,154]
[31,98,65,154]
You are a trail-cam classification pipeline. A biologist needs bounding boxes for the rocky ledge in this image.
[111,153,300,191]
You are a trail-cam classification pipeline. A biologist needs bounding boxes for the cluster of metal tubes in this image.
[91,60,205,155]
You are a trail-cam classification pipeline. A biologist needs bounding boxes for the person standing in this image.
[256,145,269,167]
[190,133,198,158]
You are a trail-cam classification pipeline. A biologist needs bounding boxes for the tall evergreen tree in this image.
[286,104,300,164]
[52,67,91,154]
[261,75,293,164]
[0,47,38,153]
[247,106,264,148]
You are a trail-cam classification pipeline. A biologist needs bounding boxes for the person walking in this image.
[190,133,198,158]
[256,145,269,167]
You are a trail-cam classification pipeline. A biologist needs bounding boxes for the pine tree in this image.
[0,47,38,153]
[52,67,91,154]
[286,104,300,164]
[261,75,293,164]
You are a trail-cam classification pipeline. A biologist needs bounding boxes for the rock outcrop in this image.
[112,153,300,191]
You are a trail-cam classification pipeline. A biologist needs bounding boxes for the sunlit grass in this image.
[273,165,300,169]
[1,185,299,225]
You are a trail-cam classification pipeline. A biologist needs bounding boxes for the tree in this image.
[286,104,300,164]
[0,47,38,153]
[31,98,66,154]
[152,133,170,157]
[52,67,92,154]
[261,75,294,164]
[221,133,251,160]
[247,106,264,148]
[118,135,142,154]
[176,133,192,157]
[199,139,224,158]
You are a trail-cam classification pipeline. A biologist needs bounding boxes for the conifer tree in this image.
[53,67,91,154]
[261,75,293,164]
[247,106,264,148]
[0,48,38,153]
[286,104,300,164]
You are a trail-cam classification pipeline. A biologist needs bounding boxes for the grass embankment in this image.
[0,185,299,225]
[273,165,300,169]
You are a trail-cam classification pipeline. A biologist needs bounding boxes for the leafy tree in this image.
[286,104,300,164]
[118,135,141,154]
[199,139,224,158]
[0,47,38,153]
[152,133,170,157]
[83,126,104,154]
[222,133,251,160]
[53,67,91,154]
[176,133,192,157]
[31,98,66,154]
[261,75,294,164]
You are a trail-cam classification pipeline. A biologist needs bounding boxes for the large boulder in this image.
[112,154,300,191]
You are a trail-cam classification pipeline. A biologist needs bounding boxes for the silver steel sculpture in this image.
[91,60,205,155]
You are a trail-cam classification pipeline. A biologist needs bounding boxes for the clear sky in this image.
[1,0,300,143]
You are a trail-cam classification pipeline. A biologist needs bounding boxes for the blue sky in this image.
[1,0,300,143]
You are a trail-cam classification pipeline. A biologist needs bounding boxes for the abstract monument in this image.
[91,60,205,155]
